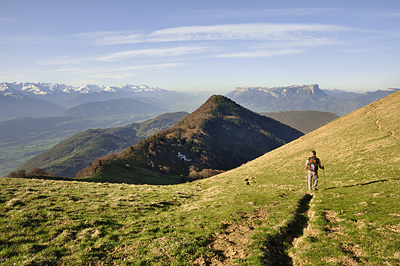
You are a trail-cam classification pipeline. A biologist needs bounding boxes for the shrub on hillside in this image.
[8,170,26,178]
[29,168,54,177]
[8,168,54,178]
[188,168,225,181]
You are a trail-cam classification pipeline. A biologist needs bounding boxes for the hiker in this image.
[304,150,324,191]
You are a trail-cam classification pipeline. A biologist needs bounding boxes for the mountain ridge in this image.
[226,84,399,115]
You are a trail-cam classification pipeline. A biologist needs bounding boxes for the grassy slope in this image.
[232,90,400,265]
[0,92,399,265]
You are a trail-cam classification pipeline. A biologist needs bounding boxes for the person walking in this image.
[304,150,324,191]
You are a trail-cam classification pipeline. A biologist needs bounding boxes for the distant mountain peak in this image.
[121,84,164,92]
[233,84,323,97]
[230,84,327,102]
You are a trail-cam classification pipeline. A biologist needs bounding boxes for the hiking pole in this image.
[323,168,326,190]
[305,170,308,191]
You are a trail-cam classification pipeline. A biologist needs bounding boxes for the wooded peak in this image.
[76,94,303,184]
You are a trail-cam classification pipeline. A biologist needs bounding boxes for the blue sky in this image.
[0,0,399,93]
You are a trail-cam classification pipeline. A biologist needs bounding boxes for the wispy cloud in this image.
[121,63,184,71]
[38,56,93,66]
[50,63,184,79]
[74,31,144,45]
[34,22,345,77]
[87,23,345,45]
[340,48,374,53]
[179,8,336,20]
[216,49,304,58]
[372,12,400,19]
[1,23,347,48]
[0,17,22,23]
[98,46,210,61]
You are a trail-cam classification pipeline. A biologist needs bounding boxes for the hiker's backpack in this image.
[307,157,318,172]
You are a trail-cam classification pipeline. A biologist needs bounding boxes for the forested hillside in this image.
[77,95,303,184]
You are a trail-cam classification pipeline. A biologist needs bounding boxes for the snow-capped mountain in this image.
[0,82,167,98]
[0,82,201,122]
[0,83,24,98]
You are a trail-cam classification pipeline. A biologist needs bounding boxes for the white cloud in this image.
[51,67,83,73]
[98,46,209,61]
[148,23,344,43]
[1,23,348,51]
[83,23,346,46]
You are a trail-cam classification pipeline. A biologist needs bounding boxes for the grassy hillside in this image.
[1,91,399,265]
[261,110,339,133]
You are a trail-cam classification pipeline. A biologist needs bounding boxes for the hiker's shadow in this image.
[324,179,389,191]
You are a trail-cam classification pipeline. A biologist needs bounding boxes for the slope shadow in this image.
[260,193,313,266]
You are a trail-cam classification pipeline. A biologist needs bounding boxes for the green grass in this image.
[1,91,399,265]
[0,174,304,265]
[291,178,400,265]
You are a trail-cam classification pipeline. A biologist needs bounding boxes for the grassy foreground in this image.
[1,91,400,265]
[0,173,306,265]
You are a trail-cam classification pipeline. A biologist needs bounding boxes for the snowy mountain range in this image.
[0,82,193,121]
[0,82,166,99]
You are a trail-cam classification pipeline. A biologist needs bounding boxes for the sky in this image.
[0,0,399,93]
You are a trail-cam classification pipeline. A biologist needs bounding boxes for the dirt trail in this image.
[196,208,269,266]
[197,193,313,265]
[374,113,399,140]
